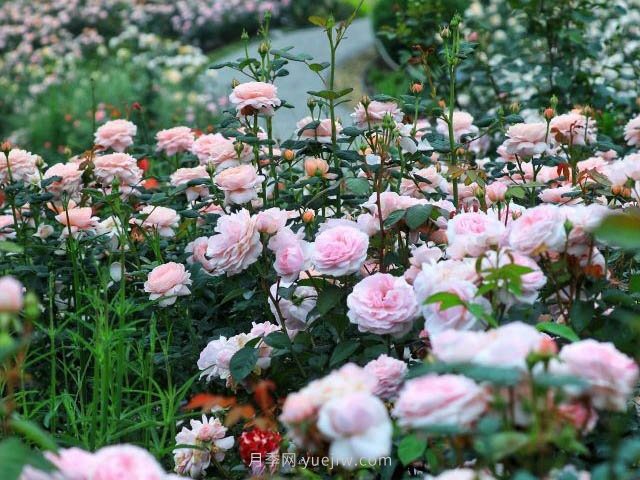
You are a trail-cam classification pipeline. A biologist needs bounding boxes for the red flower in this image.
[238,428,282,469]
[138,158,150,173]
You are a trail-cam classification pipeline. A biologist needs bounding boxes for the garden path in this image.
[204,17,375,138]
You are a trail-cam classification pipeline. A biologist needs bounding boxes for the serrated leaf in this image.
[405,205,433,230]
[229,347,258,381]
[329,340,359,366]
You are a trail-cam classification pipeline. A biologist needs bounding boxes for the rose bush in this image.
[1,5,640,480]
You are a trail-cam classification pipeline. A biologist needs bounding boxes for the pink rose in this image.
[156,126,195,156]
[144,262,192,307]
[191,133,250,170]
[436,111,478,143]
[506,204,567,255]
[311,225,369,276]
[21,447,96,480]
[55,206,99,237]
[429,469,495,480]
[214,164,263,205]
[42,162,83,199]
[94,119,137,152]
[557,401,598,433]
[170,166,209,202]
[0,149,40,184]
[93,153,142,189]
[550,340,639,411]
[229,81,281,116]
[502,122,549,157]
[393,374,488,428]
[316,392,392,468]
[186,236,217,273]
[431,329,490,364]
[364,354,408,400]
[0,215,16,240]
[280,391,318,426]
[205,209,263,276]
[446,211,505,259]
[268,283,319,332]
[400,166,449,197]
[268,227,311,282]
[296,116,342,143]
[538,185,580,205]
[132,206,180,238]
[347,273,418,336]
[550,112,597,146]
[351,101,403,127]
[604,153,640,187]
[474,322,551,370]
[91,445,168,480]
[624,114,640,147]
[0,276,24,312]
[404,243,443,285]
[485,181,508,204]
[255,207,292,235]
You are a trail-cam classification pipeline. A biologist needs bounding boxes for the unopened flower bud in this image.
[612,184,623,196]
[231,78,240,89]
[456,147,466,156]
[410,83,423,94]
[302,210,315,223]
[282,149,295,162]
[543,108,555,120]
[304,157,329,177]
[441,26,450,38]
[259,42,270,56]
[550,95,558,108]
[509,101,520,113]
[1,141,12,152]
[438,99,446,109]
[360,95,371,108]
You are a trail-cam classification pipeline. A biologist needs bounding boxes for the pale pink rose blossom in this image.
[94,119,137,152]
[198,334,248,381]
[550,112,597,146]
[132,206,180,238]
[624,114,640,147]
[0,149,40,184]
[191,133,249,170]
[156,126,195,156]
[144,262,192,307]
[0,276,24,312]
[400,166,449,197]
[268,227,311,282]
[347,273,418,336]
[427,469,495,480]
[93,153,142,188]
[603,153,640,187]
[186,236,217,273]
[446,211,505,259]
[229,81,281,116]
[268,283,319,332]
[485,181,508,204]
[364,354,408,400]
[0,215,16,240]
[393,374,488,428]
[311,225,369,276]
[474,322,552,370]
[557,401,598,433]
[506,204,567,255]
[214,164,263,205]
[55,206,99,237]
[431,329,490,364]
[550,340,639,411]
[502,122,550,157]
[42,162,83,199]
[205,209,262,276]
[538,185,580,205]
[436,111,478,143]
[20,447,95,480]
[91,444,168,480]
[255,207,292,234]
[316,392,392,468]
[170,166,210,202]
[297,116,342,143]
[404,243,443,284]
[352,101,403,127]
[174,415,234,478]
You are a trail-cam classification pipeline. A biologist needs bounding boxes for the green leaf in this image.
[9,416,58,452]
[595,212,640,249]
[308,15,327,27]
[0,438,55,480]
[316,286,345,315]
[229,347,258,381]
[397,434,426,466]
[404,205,433,230]
[344,177,370,196]
[424,292,464,310]
[384,209,406,228]
[474,432,529,461]
[536,322,580,342]
[330,340,359,367]
[0,241,24,254]
[264,332,290,350]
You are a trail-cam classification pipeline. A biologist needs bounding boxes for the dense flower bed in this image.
[2,7,640,480]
